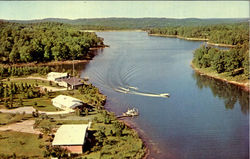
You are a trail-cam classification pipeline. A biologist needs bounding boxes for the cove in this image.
[80,31,249,159]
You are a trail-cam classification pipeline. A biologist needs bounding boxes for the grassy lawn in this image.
[35,115,90,130]
[34,109,98,130]
[0,131,46,158]
[0,113,33,125]
[22,96,60,112]
[0,91,62,112]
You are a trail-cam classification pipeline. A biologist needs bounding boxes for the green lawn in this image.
[0,131,46,158]
[0,113,32,125]
[0,91,62,112]
[22,96,60,112]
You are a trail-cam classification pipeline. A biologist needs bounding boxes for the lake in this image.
[81,31,249,159]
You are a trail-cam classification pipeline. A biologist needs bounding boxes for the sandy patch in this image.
[0,120,41,134]
[0,107,36,114]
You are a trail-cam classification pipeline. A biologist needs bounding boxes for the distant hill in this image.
[3,18,249,29]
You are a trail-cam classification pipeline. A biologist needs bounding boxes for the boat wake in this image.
[83,49,170,98]
[114,86,170,98]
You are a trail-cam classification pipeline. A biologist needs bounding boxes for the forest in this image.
[192,43,249,77]
[0,21,104,64]
[148,22,249,45]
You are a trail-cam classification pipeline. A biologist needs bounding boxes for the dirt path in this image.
[0,107,36,114]
[0,120,41,134]
[39,110,74,115]
[1,76,49,82]
[39,85,67,92]
[0,106,73,115]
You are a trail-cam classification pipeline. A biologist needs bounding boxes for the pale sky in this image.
[0,1,249,20]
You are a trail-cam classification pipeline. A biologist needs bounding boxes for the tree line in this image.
[148,23,249,45]
[0,66,51,78]
[6,18,248,29]
[0,21,104,64]
[0,81,41,109]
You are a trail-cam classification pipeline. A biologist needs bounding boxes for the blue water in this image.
[81,31,249,159]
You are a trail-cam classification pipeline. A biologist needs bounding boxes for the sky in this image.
[0,1,249,20]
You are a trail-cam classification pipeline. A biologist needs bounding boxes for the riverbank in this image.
[148,33,235,48]
[191,62,249,92]
[81,29,144,32]
[149,33,209,41]
[119,118,149,159]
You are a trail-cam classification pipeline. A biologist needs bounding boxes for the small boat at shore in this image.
[123,108,139,117]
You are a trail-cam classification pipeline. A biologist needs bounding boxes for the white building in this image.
[52,124,89,154]
[47,72,69,81]
[52,95,83,111]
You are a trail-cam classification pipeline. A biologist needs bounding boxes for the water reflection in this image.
[192,72,249,114]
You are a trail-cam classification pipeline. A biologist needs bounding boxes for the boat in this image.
[127,86,138,90]
[123,108,139,117]
[159,93,170,97]
[83,76,89,81]
[118,87,130,92]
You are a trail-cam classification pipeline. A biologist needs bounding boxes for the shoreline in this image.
[191,62,249,92]
[118,118,150,159]
[81,29,144,32]
[148,33,235,48]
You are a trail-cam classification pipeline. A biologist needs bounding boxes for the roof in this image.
[52,95,83,108]
[48,72,68,79]
[61,77,84,86]
[52,124,88,146]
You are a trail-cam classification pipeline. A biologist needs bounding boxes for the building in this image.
[51,95,83,111]
[47,72,69,81]
[52,124,89,154]
[60,77,84,90]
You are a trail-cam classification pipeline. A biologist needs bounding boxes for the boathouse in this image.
[51,95,84,111]
[52,124,89,154]
[47,72,69,81]
[60,77,84,90]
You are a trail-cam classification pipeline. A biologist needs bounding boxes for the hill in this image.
[3,18,249,29]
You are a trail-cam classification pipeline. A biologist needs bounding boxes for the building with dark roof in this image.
[59,77,84,90]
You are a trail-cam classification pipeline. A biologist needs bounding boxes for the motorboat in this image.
[123,108,139,116]
[159,93,170,97]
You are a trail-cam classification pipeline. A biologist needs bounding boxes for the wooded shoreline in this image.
[149,33,249,91]
[148,33,236,48]
[191,62,249,92]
